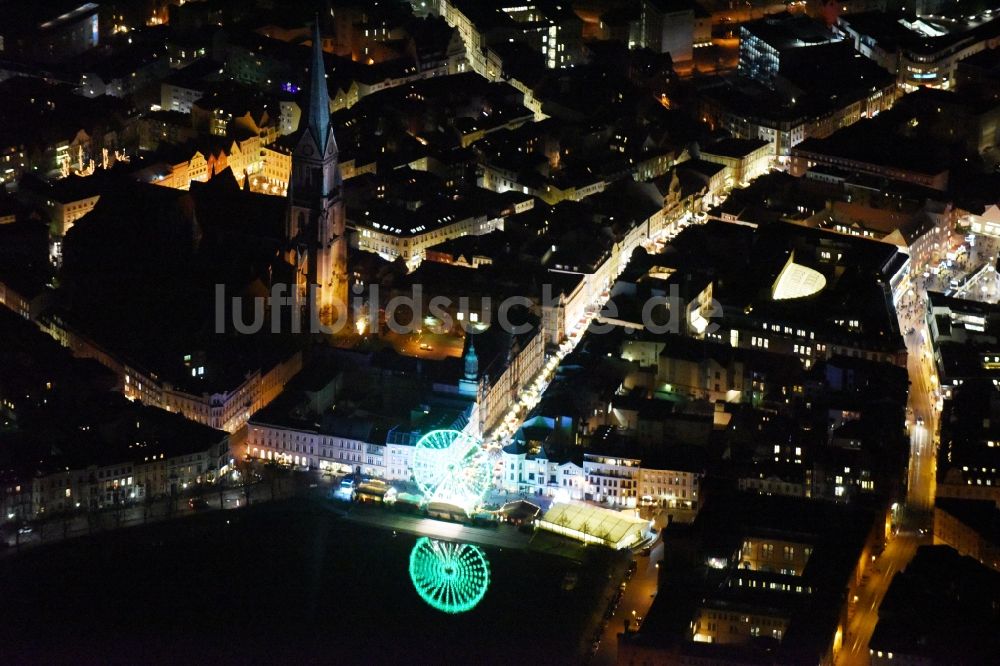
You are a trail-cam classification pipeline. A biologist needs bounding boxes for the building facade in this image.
[246,421,386,478]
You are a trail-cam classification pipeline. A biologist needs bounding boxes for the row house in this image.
[246,421,386,478]
[41,312,302,433]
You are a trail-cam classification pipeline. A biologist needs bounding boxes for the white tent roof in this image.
[538,502,649,548]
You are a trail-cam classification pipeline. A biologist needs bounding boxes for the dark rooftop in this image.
[871,545,1000,661]
[701,137,770,159]
[741,13,840,52]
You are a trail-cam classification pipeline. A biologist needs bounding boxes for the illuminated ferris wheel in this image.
[408,537,491,614]
[412,429,492,513]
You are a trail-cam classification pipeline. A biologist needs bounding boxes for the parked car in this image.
[188,497,209,510]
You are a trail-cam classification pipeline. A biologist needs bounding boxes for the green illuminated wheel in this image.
[409,537,490,614]
[412,429,492,513]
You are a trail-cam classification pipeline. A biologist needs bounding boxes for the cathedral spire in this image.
[307,17,331,151]
[287,14,347,328]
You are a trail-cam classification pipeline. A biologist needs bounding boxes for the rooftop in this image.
[624,490,878,662]
[653,221,905,352]
[842,11,1000,57]
[741,13,840,52]
[793,116,950,180]
[701,138,771,160]
[537,501,649,549]
[936,498,1000,546]
[871,545,1000,661]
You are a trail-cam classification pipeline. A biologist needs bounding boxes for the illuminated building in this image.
[136,138,266,191]
[0,77,131,185]
[620,491,883,663]
[439,0,583,75]
[499,436,586,500]
[353,191,523,265]
[840,11,1000,91]
[160,60,231,114]
[0,2,100,64]
[0,310,232,520]
[790,127,950,191]
[247,412,388,477]
[41,309,303,434]
[964,203,1000,238]
[385,437,418,481]
[638,464,703,520]
[610,221,909,367]
[0,269,49,322]
[582,452,640,508]
[639,0,694,65]
[934,498,1000,572]
[475,324,545,434]
[700,138,773,188]
[932,379,1000,506]
[29,411,230,516]
[738,15,841,87]
[926,291,1000,403]
[579,450,703,518]
[17,173,103,266]
[477,153,607,205]
[259,142,292,194]
[286,20,349,324]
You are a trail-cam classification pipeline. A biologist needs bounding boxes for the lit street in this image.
[831,276,944,664]
[895,280,941,514]
[383,327,465,361]
[904,324,939,513]
[837,531,920,666]
[591,541,663,666]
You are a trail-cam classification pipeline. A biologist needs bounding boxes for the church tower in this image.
[458,337,479,397]
[287,18,348,325]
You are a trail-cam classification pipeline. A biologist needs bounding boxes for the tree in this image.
[260,460,284,501]
[113,490,126,528]
[166,480,179,518]
[234,456,259,506]
[142,488,155,523]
